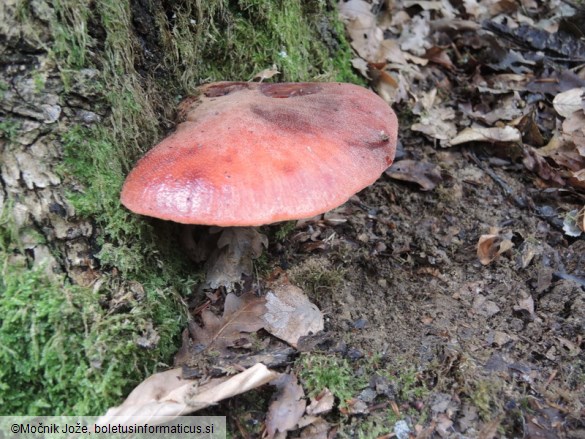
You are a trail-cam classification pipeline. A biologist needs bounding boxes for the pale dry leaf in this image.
[403,52,429,65]
[411,106,457,143]
[191,291,267,351]
[412,88,437,115]
[449,126,521,146]
[306,388,335,416]
[472,295,501,317]
[99,363,278,424]
[300,419,330,439]
[562,209,583,237]
[263,281,324,348]
[250,64,280,82]
[477,233,514,265]
[378,39,409,65]
[553,88,584,118]
[385,159,442,191]
[562,110,585,134]
[371,68,401,104]
[265,373,306,439]
[351,58,370,78]
[339,0,383,61]
[463,0,490,18]
[399,13,432,56]
[205,227,268,290]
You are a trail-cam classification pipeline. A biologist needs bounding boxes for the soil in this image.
[276,140,585,436]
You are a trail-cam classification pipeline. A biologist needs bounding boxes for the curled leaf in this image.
[449,126,521,146]
[553,88,584,118]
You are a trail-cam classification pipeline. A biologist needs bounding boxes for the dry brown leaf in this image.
[411,107,458,143]
[249,64,280,82]
[398,13,431,56]
[514,112,545,146]
[265,373,306,439]
[338,0,383,61]
[306,388,335,416]
[378,39,409,65]
[522,146,566,186]
[299,418,330,439]
[370,68,402,104]
[477,233,514,265]
[568,170,585,191]
[263,280,324,348]
[205,227,268,290]
[385,159,442,191]
[478,415,503,439]
[553,88,584,118]
[449,126,521,146]
[424,46,455,70]
[99,363,278,424]
[191,291,267,351]
[350,58,370,78]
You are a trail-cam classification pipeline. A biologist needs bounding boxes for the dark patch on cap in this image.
[361,130,392,150]
[203,82,251,97]
[260,82,323,98]
[251,105,315,134]
[279,161,297,175]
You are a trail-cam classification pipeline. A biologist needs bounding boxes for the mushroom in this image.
[121,82,397,289]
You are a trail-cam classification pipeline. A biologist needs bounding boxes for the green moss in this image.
[274,221,297,241]
[0,119,20,140]
[0,202,187,415]
[290,259,345,298]
[50,0,93,69]
[297,353,365,408]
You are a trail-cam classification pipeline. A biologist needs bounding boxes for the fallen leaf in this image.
[299,417,330,439]
[522,146,566,186]
[339,0,383,61]
[306,388,335,416]
[478,415,503,439]
[99,363,278,424]
[553,88,584,118]
[263,280,324,348]
[398,12,432,56]
[385,159,442,191]
[411,107,458,143]
[424,46,455,70]
[205,227,268,290]
[449,126,521,146]
[562,209,583,237]
[568,170,585,191]
[351,58,370,78]
[249,64,280,82]
[477,232,514,265]
[190,291,267,352]
[265,373,306,439]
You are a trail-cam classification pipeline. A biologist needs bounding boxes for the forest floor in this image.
[1,0,584,438]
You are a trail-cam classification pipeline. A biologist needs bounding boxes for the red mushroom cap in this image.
[121,82,398,226]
